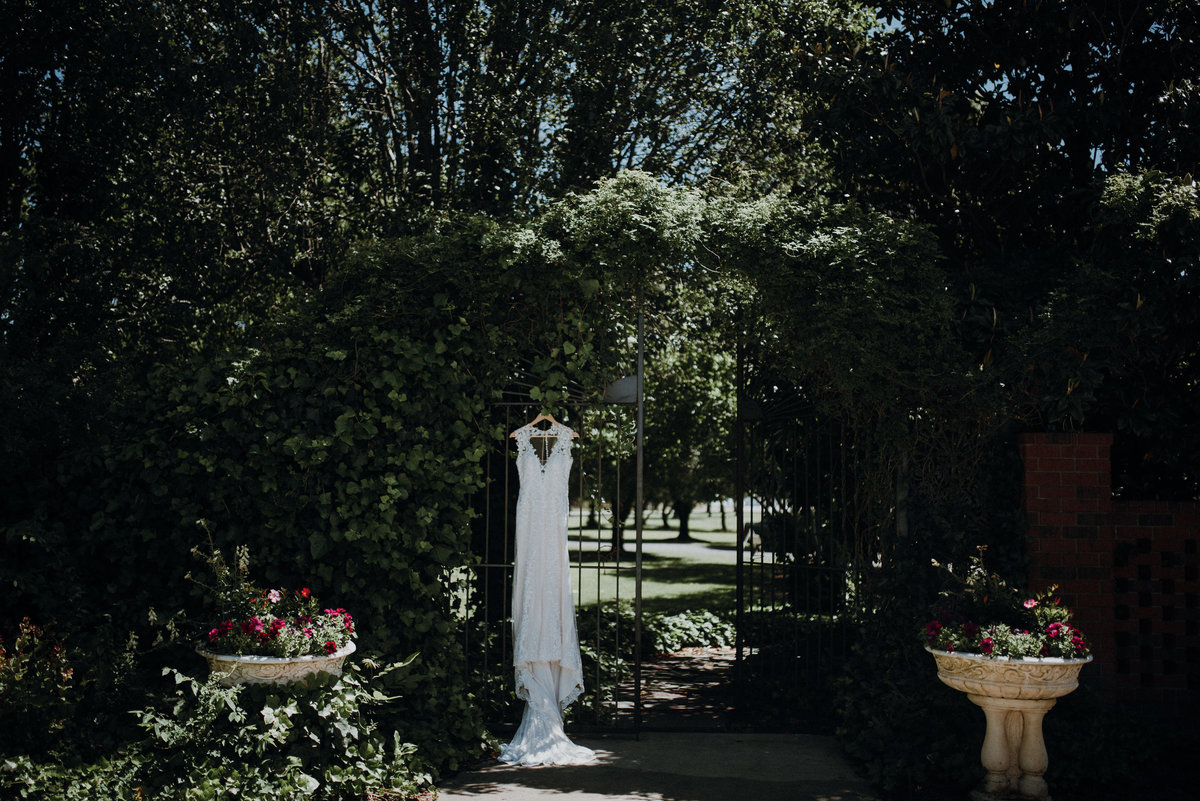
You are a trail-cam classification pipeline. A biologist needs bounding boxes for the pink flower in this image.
[267,589,282,604]
[1046,622,1064,639]
[1023,599,1038,609]
[240,618,264,636]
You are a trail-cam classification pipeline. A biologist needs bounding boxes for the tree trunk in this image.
[672,502,694,542]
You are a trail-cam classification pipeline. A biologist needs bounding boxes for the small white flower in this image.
[267,589,282,604]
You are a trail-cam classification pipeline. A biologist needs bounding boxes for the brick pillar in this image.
[1018,433,1116,693]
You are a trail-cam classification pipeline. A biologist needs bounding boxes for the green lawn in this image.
[568,505,740,614]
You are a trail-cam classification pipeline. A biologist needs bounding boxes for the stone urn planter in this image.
[927,646,1091,801]
[196,641,356,687]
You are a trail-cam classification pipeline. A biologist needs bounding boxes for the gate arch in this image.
[447,171,953,733]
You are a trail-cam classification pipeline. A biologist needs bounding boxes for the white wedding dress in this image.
[498,421,596,767]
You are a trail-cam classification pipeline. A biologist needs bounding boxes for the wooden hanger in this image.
[510,411,579,438]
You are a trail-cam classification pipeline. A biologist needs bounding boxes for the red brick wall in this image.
[1019,433,1199,715]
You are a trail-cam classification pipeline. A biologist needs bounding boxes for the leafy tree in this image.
[322,0,874,215]
[813,0,1199,259]
[643,281,737,542]
[772,0,1200,494]
[0,0,352,530]
[1019,171,1200,498]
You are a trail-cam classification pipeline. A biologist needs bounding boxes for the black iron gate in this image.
[732,366,869,729]
[455,346,872,735]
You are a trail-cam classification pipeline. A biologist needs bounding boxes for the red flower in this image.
[323,641,338,655]
[299,588,311,599]
[208,620,234,642]
[980,637,994,655]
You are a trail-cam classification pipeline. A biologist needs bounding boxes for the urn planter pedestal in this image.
[196,641,356,686]
[926,647,1091,801]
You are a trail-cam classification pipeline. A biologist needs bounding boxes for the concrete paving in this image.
[436,731,881,801]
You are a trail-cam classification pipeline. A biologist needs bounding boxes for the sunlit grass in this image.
[568,505,740,614]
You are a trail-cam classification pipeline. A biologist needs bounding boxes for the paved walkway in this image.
[437,731,880,801]
[438,648,879,801]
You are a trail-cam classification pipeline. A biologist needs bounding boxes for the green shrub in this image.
[0,619,77,751]
[645,609,735,655]
[2,658,430,801]
[835,613,981,797]
[4,218,613,772]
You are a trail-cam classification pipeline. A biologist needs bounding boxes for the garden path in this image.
[617,646,738,731]
[437,647,879,801]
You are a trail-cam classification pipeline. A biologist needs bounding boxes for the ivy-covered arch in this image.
[13,172,967,773]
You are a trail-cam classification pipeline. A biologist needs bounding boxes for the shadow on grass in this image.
[640,588,737,615]
[632,556,738,614]
[570,547,664,562]
[642,558,735,588]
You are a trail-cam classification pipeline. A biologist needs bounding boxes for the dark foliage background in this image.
[2,0,1198,797]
